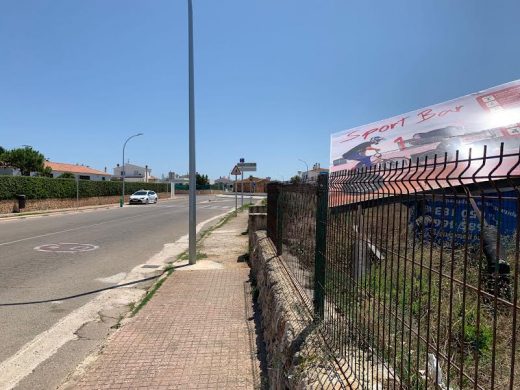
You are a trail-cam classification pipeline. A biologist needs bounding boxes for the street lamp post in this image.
[121,133,143,207]
[298,159,309,182]
[188,0,197,265]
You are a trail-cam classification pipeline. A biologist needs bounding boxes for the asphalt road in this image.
[0,195,239,386]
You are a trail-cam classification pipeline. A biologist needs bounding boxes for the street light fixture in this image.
[121,133,143,207]
[298,158,309,182]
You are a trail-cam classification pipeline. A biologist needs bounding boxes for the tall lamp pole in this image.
[188,0,197,265]
[121,133,143,207]
[298,158,309,182]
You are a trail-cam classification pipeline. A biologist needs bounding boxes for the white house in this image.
[300,163,329,182]
[214,176,234,191]
[45,161,112,181]
[113,163,157,182]
[0,167,21,176]
[166,171,189,184]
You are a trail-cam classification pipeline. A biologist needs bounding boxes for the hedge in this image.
[0,176,169,200]
[174,183,222,190]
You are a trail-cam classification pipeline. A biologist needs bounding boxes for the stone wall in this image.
[250,231,311,388]
[250,231,353,389]
[250,229,397,389]
[0,192,171,214]
[249,205,267,214]
[248,212,267,253]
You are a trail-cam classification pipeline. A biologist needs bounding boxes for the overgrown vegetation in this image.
[177,251,208,261]
[324,203,519,389]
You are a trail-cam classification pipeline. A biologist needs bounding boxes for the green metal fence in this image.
[267,146,520,389]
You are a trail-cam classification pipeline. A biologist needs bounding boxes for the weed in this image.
[131,269,174,316]
[177,251,207,261]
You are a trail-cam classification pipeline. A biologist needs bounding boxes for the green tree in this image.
[36,166,53,177]
[290,175,302,184]
[0,146,6,165]
[57,172,75,179]
[196,173,209,186]
[3,146,46,176]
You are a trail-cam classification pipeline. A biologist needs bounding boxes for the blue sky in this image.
[1,0,519,181]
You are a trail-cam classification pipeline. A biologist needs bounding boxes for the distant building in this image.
[233,176,271,193]
[0,160,111,180]
[166,171,189,184]
[301,163,329,182]
[0,167,21,176]
[45,161,112,181]
[113,163,157,182]
[214,176,234,191]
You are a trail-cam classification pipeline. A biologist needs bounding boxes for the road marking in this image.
[0,206,183,248]
[34,243,99,254]
[0,201,236,248]
[0,288,142,390]
[0,208,235,389]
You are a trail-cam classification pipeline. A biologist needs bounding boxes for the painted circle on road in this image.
[34,243,99,253]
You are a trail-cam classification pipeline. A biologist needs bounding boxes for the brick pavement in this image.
[70,211,264,389]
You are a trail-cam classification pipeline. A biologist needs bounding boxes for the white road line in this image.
[0,288,142,390]
[0,201,217,247]
[0,209,235,389]
[0,212,150,247]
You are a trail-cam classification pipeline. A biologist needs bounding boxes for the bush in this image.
[174,183,216,190]
[0,176,169,200]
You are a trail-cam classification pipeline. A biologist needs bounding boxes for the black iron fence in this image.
[267,146,520,389]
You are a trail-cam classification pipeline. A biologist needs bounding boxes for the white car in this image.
[129,190,158,205]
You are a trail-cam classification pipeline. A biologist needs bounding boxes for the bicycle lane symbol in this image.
[34,243,99,253]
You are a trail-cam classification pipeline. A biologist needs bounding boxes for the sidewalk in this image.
[64,210,266,389]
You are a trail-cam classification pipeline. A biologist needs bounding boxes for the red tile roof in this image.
[45,161,111,176]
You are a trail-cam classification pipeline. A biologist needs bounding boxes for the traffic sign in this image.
[237,162,257,172]
[231,165,242,175]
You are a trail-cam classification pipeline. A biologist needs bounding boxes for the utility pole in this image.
[76,175,79,209]
[188,0,197,265]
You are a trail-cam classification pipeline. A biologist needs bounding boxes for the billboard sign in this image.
[330,80,520,173]
[409,192,518,245]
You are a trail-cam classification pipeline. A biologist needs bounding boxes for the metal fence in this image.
[267,146,520,389]
[266,180,322,310]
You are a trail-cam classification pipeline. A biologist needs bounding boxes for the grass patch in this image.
[131,264,175,316]
[177,251,208,261]
[131,277,167,316]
